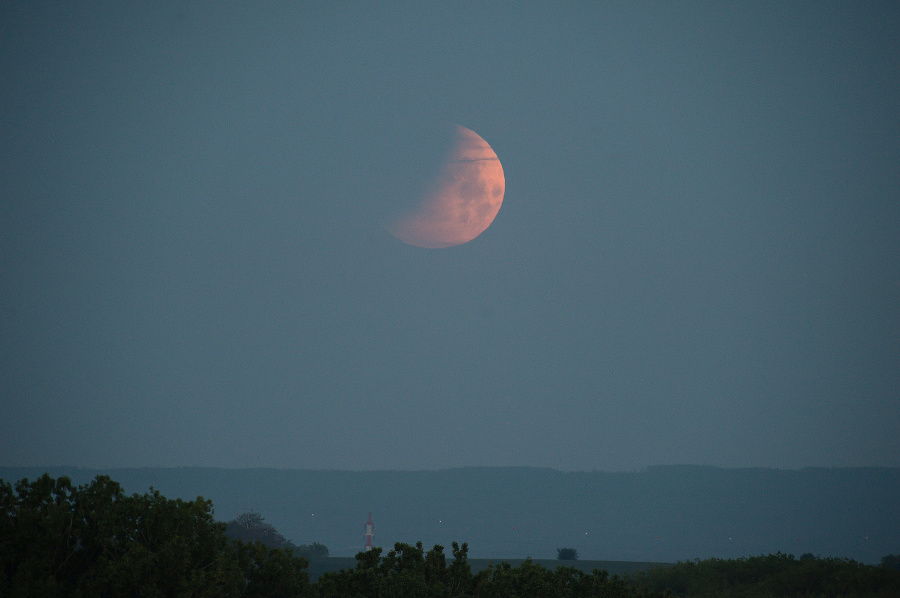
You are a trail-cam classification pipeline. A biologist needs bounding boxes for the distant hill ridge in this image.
[2,465,897,564]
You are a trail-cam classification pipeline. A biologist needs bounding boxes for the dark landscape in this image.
[305,556,663,582]
[3,465,896,564]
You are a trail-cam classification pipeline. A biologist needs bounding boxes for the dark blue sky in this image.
[2,2,898,471]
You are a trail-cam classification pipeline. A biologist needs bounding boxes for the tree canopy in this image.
[0,474,309,597]
[225,511,291,549]
[882,554,900,571]
[557,547,579,561]
[316,541,648,598]
[633,552,900,597]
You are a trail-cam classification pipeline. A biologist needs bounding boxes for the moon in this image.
[389,124,505,249]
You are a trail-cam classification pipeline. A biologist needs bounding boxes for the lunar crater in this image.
[388,124,504,249]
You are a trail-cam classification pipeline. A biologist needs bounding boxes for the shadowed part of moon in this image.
[389,125,505,249]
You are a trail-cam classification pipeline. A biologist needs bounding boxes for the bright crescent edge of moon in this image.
[389,125,505,249]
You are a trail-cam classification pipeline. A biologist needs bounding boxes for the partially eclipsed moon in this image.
[389,124,504,249]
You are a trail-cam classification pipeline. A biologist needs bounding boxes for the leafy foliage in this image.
[558,547,579,561]
[317,541,653,597]
[472,559,645,598]
[225,510,291,549]
[0,474,310,597]
[882,554,900,571]
[632,552,900,597]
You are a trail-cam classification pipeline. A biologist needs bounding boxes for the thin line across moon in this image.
[388,124,505,249]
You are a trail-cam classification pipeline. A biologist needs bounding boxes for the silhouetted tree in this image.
[632,552,900,597]
[317,541,650,597]
[558,547,579,560]
[317,541,475,597]
[225,511,290,549]
[0,474,310,597]
[882,554,900,571]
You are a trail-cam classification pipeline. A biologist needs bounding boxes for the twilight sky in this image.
[2,2,898,471]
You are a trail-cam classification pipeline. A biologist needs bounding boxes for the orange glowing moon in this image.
[389,124,504,249]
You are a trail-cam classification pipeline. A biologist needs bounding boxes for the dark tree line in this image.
[881,553,900,571]
[226,511,292,549]
[224,510,329,560]
[1,474,309,597]
[632,552,900,597]
[3,474,899,597]
[315,541,649,598]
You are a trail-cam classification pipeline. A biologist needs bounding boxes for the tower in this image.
[364,512,374,551]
